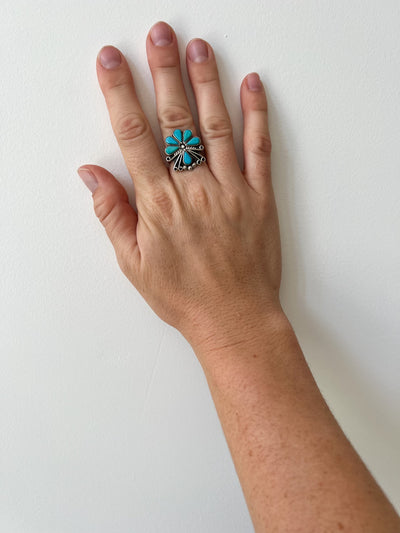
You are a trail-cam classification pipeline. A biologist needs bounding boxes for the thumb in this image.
[77,164,140,276]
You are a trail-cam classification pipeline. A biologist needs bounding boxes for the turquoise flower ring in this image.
[164,129,206,172]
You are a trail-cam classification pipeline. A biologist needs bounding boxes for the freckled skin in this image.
[80,21,400,533]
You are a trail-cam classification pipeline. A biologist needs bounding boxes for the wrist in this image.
[184,303,295,372]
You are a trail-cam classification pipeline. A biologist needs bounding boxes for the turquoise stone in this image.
[173,129,183,142]
[166,136,178,145]
[187,137,200,146]
[183,129,192,142]
[183,151,192,165]
[165,145,179,155]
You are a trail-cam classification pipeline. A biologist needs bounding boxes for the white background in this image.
[1,1,399,531]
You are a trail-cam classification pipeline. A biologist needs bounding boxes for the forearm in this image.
[193,310,400,533]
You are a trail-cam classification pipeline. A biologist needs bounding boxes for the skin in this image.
[78,21,400,533]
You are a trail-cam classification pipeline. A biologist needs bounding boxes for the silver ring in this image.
[164,129,206,172]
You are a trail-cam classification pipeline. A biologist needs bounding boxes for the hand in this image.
[77,24,400,531]
[78,21,283,353]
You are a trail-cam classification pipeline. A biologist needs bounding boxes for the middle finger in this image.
[146,22,199,158]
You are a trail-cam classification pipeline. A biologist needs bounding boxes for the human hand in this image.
[78,21,283,355]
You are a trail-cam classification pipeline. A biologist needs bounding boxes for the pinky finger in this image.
[241,73,272,194]
[77,164,140,278]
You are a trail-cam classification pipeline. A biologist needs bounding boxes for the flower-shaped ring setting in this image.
[164,129,206,172]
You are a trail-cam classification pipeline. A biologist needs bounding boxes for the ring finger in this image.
[186,38,242,184]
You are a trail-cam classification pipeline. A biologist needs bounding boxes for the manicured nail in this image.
[78,168,98,193]
[150,21,172,46]
[247,73,263,91]
[187,39,209,63]
[99,46,122,69]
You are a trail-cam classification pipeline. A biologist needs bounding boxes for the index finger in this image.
[96,45,169,195]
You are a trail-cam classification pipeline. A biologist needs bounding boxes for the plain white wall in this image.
[1,1,399,531]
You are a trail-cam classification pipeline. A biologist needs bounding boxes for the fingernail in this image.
[247,72,263,92]
[150,21,172,46]
[187,39,209,63]
[99,46,122,69]
[78,168,98,193]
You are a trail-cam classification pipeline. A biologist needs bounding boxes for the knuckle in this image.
[253,187,273,216]
[224,191,243,219]
[249,133,272,157]
[93,193,127,232]
[148,189,175,224]
[93,192,115,225]
[115,112,149,144]
[187,182,211,212]
[202,115,233,141]
[158,104,192,131]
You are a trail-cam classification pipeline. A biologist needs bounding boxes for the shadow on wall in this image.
[292,299,400,510]
[267,87,400,511]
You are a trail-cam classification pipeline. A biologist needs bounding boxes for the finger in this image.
[77,165,140,279]
[240,73,272,195]
[186,39,242,184]
[96,46,169,196]
[146,22,196,144]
